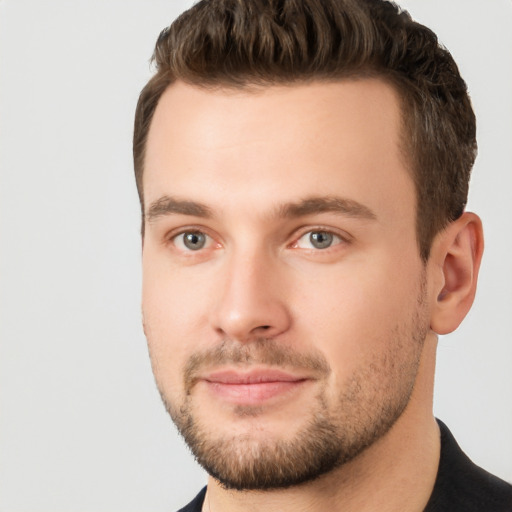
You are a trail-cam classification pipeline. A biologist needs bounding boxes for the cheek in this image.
[141,258,214,389]
[294,253,423,379]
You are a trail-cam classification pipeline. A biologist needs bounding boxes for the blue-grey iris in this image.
[310,231,333,249]
[183,232,206,250]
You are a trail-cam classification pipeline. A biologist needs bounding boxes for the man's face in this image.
[142,79,431,489]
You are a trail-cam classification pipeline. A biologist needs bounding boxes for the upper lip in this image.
[202,368,309,385]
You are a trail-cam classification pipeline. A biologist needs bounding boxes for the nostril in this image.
[248,325,273,338]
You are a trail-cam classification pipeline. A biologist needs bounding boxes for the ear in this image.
[429,212,484,335]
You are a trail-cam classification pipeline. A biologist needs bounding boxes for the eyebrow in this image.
[145,194,377,223]
[146,196,213,222]
[277,196,377,220]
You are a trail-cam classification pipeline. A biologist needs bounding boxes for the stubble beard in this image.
[153,282,429,491]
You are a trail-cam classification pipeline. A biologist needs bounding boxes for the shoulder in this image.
[176,487,207,512]
[425,420,512,512]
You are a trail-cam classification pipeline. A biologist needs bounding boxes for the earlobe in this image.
[430,212,484,335]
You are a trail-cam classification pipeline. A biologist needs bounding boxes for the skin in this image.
[141,79,484,512]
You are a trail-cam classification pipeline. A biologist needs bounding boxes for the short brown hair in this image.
[133,0,476,260]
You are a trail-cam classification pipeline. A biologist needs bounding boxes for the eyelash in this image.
[166,226,351,254]
[290,226,351,251]
[168,227,217,253]
[292,230,345,250]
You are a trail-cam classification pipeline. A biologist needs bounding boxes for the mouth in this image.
[199,368,311,405]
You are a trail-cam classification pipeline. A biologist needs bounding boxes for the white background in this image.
[0,1,511,510]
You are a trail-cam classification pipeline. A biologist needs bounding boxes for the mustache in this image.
[183,338,331,393]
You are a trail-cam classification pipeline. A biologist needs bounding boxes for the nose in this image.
[211,247,292,343]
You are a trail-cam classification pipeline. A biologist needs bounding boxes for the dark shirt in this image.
[177,420,512,511]
[424,420,512,511]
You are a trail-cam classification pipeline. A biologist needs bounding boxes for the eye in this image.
[295,230,343,250]
[173,231,212,251]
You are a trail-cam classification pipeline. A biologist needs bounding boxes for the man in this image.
[133,0,512,510]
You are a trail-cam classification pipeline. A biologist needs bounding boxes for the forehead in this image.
[143,79,414,222]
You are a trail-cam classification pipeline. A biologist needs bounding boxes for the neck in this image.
[204,334,440,512]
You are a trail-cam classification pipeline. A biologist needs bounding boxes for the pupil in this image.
[184,232,205,250]
[310,231,333,249]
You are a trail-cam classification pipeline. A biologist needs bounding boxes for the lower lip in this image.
[204,380,307,405]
